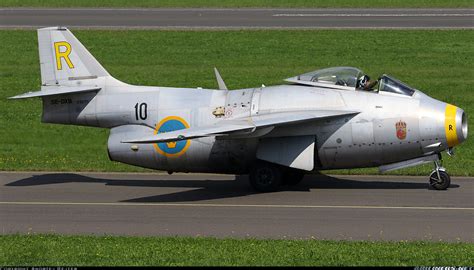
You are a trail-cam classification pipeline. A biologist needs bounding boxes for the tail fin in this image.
[38,26,110,86]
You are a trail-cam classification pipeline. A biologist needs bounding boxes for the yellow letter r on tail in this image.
[54,41,74,70]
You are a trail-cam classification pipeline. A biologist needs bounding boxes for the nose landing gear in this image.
[429,159,451,190]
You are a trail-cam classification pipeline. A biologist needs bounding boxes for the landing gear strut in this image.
[429,159,451,190]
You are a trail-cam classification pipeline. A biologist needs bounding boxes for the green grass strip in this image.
[1,30,473,175]
[1,0,473,8]
[0,234,473,266]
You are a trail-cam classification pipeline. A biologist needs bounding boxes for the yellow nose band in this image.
[445,104,458,147]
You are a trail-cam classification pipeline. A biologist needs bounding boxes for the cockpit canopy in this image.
[285,67,363,89]
[378,75,415,96]
[285,66,416,97]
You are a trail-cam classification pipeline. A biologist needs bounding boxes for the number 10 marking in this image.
[135,102,147,120]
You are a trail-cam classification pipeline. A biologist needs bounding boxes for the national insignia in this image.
[396,120,407,140]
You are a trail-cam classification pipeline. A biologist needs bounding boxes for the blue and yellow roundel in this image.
[153,116,190,157]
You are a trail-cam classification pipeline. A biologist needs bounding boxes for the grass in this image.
[1,0,473,8]
[0,234,473,266]
[0,30,473,174]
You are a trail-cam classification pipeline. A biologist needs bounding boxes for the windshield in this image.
[378,75,415,96]
[297,67,363,88]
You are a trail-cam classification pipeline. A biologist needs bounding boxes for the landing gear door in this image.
[256,135,315,171]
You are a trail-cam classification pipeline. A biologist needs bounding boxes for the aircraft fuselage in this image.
[41,82,465,174]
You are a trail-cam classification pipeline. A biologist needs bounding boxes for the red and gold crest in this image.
[395,120,407,140]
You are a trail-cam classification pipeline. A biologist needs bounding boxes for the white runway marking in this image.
[0,201,472,211]
[2,25,473,30]
[273,13,474,17]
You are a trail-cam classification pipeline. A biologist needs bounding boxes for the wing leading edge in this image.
[122,110,359,144]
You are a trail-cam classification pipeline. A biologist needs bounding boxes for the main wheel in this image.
[249,162,283,192]
[429,170,451,190]
[282,168,305,186]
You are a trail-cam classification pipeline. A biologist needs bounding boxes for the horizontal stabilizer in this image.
[122,110,358,144]
[8,86,101,99]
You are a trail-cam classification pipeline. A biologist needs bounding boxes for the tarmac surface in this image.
[0,8,473,29]
[0,172,473,241]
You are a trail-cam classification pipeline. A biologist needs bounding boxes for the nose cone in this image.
[445,104,468,147]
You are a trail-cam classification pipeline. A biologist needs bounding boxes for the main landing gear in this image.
[249,161,305,192]
[429,158,451,190]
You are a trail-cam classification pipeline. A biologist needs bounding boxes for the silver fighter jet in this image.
[11,27,468,192]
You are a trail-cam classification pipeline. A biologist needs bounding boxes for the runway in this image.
[0,172,473,241]
[1,8,473,29]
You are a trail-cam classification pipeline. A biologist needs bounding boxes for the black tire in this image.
[282,168,305,186]
[429,170,451,190]
[249,162,283,192]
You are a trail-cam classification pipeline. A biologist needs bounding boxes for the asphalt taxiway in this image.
[0,8,473,29]
[0,172,472,241]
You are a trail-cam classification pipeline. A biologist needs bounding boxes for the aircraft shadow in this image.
[5,173,460,203]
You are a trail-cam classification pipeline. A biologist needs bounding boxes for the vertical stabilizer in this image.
[38,26,110,86]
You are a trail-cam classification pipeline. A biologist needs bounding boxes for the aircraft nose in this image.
[445,104,468,147]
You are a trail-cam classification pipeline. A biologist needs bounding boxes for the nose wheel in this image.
[429,160,451,190]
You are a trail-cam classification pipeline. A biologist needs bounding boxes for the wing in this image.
[123,121,254,143]
[122,110,358,144]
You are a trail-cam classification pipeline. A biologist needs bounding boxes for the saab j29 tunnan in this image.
[10,27,468,192]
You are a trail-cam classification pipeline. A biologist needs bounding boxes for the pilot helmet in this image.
[357,75,370,88]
